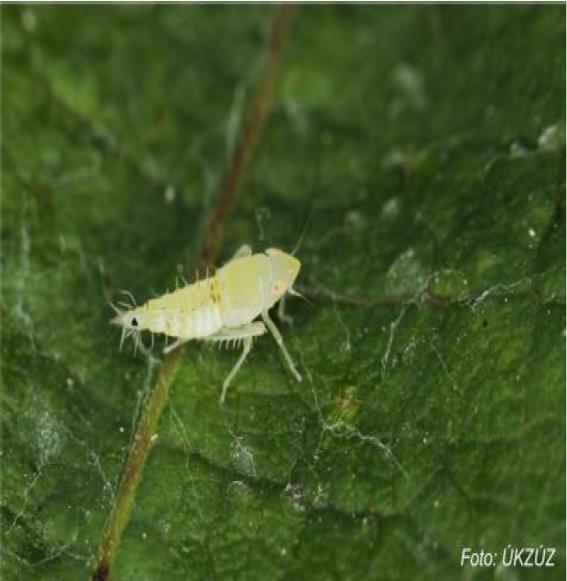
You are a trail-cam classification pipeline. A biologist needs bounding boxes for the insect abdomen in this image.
[145,278,223,339]
[188,305,223,338]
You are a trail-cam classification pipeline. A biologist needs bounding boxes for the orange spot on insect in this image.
[273,279,285,294]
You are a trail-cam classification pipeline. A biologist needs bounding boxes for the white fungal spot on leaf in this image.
[21,8,36,32]
[343,209,366,233]
[391,62,427,112]
[230,436,257,478]
[538,124,563,151]
[34,402,62,464]
[509,141,529,158]
[385,248,429,295]
[380,197,401,221]
[164,186,176,204]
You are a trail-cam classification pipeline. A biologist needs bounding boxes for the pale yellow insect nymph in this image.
[111,245,302,403]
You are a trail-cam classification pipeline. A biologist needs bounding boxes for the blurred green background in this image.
[2,5,565,580]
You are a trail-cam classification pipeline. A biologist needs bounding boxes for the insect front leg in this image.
[163,337,189,355]
[277,294,293,325]
[261,311,302,383]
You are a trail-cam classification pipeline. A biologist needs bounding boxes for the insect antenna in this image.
[108,300,122,316]
[291,209,312,257]
[288,287,312,306]
[120,289,138,308]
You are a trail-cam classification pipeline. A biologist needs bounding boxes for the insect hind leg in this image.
[205,322,266,404]
[219,337,253,405]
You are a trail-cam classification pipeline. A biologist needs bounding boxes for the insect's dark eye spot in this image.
[131,317,139,327]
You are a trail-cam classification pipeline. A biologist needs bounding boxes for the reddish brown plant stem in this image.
[201,4,298,266]
[91,7,297,580]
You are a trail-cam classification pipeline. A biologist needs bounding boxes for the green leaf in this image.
[2,5,565,580]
